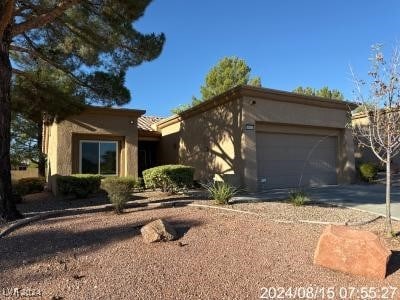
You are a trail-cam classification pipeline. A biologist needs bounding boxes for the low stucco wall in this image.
[45,108,142,193]
[11,169,39,181]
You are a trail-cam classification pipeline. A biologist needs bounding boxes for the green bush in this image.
[131,177,145,191]
[358,163,378,182]
[288,190,311,206]
[142,165,194,192]
[101,177,135,213]
[57,174,102,198]
[14,177,45,196]
[202,181,240,205]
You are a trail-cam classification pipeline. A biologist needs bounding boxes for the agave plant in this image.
[202,181,241,205]
[288,189,311,206]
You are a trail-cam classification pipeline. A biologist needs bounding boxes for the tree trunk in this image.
[385,152,393,236]
[0,25,22,221]
[37,121,46,177]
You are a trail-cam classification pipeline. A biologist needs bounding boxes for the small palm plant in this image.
[202,181,240,205]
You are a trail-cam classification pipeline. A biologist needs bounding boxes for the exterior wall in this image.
[351,114,400,168]
[157,91,356,193]
[46,109,142,193]
[242,95,355,191]
[46,122,58,189]
[159,122,181,165]
[159,99,245,186]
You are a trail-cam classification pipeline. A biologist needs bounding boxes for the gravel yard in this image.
[14,190,389,225]
[15,191,191,215]
[228,200,377,224]
[1,200,400,299]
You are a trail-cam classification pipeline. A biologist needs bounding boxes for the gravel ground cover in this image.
[15,190,382,225]
[227,200,377,224]
[1,204,400,300]
[14,191,190,214]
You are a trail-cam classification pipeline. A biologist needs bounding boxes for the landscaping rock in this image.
[314,225,391,279]
[140,219,177,243]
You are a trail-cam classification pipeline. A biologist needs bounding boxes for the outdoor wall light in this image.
[245,123,255,130]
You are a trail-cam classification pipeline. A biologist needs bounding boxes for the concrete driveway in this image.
[234,184,400,220]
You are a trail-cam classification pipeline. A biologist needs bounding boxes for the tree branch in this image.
[12,0,82,37]
[21,34,85,84]
[18,34,102,98]
[10,44,30,53]
[12,67,25,76]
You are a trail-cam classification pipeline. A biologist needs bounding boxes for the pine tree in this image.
[0,1,165,221]
[172,56,261,114]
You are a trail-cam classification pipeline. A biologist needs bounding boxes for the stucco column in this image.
[124,133,138,178]
[242,109,258,192]
[57,130,73,176]
[342,128,356,183]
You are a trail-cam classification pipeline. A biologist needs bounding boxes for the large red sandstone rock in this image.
[314,225,391,279]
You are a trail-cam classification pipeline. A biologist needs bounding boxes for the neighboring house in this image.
[352,111,400,170]
[43,85,357,194]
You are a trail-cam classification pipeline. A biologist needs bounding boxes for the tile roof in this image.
[138,115,164,131]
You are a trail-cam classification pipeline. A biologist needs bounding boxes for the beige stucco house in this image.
[351,111,400,169]
[43,107,160,192]
[44,85,357,193]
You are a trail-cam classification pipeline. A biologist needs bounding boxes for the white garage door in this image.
[256,132,338,189]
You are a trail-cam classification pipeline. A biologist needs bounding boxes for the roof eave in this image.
[84,106,146,117]
[239,85,358,110]
[155,85,357,129]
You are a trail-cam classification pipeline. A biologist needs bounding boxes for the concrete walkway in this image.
[233,184,400,221]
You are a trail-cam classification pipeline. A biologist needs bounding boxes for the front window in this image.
[80,141,118,175]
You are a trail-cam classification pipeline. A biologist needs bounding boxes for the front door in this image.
[138,140,159,176]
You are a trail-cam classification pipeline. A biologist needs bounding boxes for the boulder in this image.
[314,225,391,279]
[140,219,177,243]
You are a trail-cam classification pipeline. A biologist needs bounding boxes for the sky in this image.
[124,0,400,117]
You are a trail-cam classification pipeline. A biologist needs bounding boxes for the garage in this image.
[256,132,338,189]
[155,86,355,192]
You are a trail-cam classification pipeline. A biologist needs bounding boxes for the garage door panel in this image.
[265,175,301,187]
[259,158,336,173]
[259,161,307,174]
[265,174,332,188]
[263,149,314,159]
[256,132,337,189]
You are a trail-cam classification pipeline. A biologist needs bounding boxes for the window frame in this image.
[79,140,119,175]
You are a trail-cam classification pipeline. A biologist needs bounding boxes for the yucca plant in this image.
[202,181,240,205]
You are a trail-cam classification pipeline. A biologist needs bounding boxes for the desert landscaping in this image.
[1,191,399,299]
[2,1,400,299]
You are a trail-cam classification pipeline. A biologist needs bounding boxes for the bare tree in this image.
[351,44,400,236]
